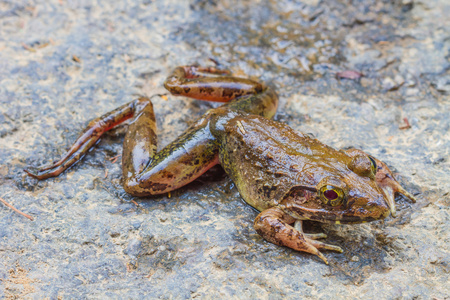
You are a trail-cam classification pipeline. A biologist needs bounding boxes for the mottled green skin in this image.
[26,66,416,263]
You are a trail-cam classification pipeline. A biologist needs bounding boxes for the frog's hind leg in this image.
[164,65,278,119]
[25,97,147,179]
[254,207,342,264]
[122,111,219,196]
[26,65,278,194]
[26,95,220,197]
[164,65,263,101]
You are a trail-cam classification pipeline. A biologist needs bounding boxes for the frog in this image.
[25,65,417,264]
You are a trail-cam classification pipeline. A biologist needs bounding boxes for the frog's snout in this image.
[354,194,390,222]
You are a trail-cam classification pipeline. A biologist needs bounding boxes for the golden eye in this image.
[319,185,345,206]
[369,156,377,176]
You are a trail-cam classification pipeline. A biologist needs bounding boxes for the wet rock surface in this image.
[0,0,449,298]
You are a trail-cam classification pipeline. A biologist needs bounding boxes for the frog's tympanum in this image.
[26,66,417,264]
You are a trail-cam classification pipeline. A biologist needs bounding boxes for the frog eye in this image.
[319,185,345,206]
[369,156,377,176]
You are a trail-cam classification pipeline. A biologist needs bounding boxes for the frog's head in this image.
[344,149,417,218]
[281,149,416,224]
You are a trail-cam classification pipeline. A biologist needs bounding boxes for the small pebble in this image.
[351,255,360,262]
[124,239,142,257]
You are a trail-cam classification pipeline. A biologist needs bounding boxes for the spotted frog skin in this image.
[26,66,416,264]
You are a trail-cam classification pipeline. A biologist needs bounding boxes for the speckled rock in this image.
[0,0,449,298]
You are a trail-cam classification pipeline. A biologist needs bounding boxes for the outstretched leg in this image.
[26,65,277,197]
[25,98,144,179]
[26,94,219,196]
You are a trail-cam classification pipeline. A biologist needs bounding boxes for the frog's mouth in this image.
[280,186,391,224]
[281,200,383,224]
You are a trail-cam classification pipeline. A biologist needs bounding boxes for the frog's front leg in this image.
[254,207,342,264]
[344,149,417,217]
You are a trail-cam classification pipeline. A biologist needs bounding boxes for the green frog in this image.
[25,65,416,264]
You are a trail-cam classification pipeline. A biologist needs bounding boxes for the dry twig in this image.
[109,154,121,164]
[0,197,34,221]
[399,117,411,130]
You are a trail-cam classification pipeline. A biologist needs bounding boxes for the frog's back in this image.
[215,112,315,211]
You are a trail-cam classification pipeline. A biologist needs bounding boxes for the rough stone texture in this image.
[0,0,448,298]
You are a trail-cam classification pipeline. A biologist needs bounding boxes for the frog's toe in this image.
[24,167,40,179]
[315,250,329,265]
[304,233,327,240]
[24,166,62,180]
[308,239,343,253]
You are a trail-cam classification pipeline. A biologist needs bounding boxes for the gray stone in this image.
[1,0,449,299]
[124,239,142,258]
[432,75,450,94]
[382,77,397,91]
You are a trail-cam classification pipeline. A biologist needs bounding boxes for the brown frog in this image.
[26,65,416,264]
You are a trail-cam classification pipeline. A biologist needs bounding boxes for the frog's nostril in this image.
[366,196,390,220]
